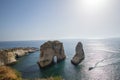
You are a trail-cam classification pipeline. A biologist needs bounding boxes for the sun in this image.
[75,0,109,14]
[82,0,106,7]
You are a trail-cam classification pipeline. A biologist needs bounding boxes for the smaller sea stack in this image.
[71,42,85,65]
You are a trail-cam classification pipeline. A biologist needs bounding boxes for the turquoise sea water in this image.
[0,39,120,80]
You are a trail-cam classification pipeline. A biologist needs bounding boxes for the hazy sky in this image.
[0,0,120,41]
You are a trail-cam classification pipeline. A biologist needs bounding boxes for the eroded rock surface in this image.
[38,41,66,68]
[0,47,38,66]
[71,42,85,65]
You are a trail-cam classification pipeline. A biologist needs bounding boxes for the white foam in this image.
[97,57,120,67]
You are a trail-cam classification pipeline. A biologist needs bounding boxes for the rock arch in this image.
[38,41,66,68]
[53,56,57,63]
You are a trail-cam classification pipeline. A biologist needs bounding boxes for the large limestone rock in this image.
[38,40,66,68]
[0,51,16,66]
[71,42,85,65]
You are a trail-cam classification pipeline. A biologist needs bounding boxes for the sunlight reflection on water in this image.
[84,40,120,80]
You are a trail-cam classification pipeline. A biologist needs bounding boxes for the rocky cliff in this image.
[38,41,66,68]
[71,42,85,65]
[0,47,38,66]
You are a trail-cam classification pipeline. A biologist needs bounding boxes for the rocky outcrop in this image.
[38,41,66,68]
[71,42,85,65]
[0,47,38,66]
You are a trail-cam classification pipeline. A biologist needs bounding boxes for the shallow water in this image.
[0,39,120,80]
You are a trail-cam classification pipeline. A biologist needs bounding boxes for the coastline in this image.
[0,47,39,66]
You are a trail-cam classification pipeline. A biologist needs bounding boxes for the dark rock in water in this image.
[71,42,85,65]
[38,40,66,68]
[89,67,94,70]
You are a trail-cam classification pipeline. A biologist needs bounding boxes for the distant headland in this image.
[0,47,39,66]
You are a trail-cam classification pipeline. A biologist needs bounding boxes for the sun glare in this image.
[75,0,109,14]
[82,0,107,7]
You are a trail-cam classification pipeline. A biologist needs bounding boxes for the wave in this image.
[89,57,120,70]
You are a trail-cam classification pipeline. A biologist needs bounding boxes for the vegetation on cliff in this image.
[30,76,63,80]
[0,66,22,80]
[0,66,63,80]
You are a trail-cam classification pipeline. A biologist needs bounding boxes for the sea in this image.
[0,38,120,80]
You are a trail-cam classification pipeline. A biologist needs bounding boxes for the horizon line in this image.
[0,37,120,42]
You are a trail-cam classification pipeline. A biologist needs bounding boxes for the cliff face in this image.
[0,51,16,66]
[0,47,38,66]
[71,42,85,65]
[38,41,66,68]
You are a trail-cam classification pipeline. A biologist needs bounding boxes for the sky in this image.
[0,0,120,41]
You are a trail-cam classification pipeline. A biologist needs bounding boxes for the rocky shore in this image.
[0,47,39,66]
